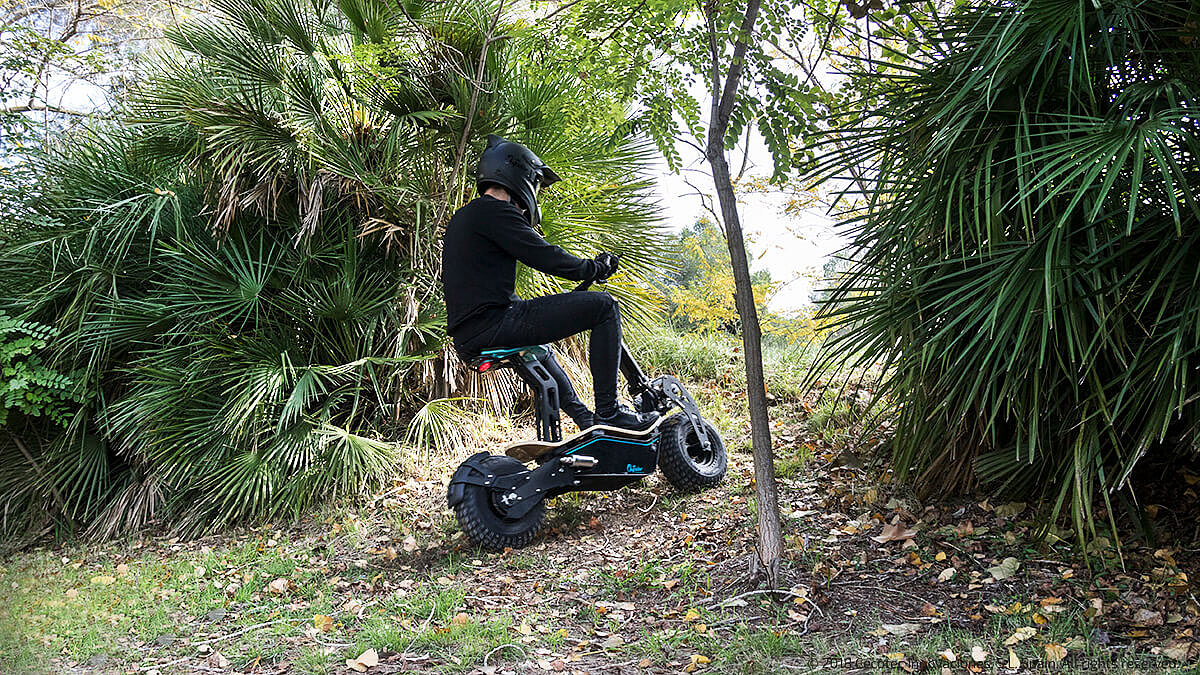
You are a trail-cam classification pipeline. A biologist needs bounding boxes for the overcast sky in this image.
[648,151,846,313]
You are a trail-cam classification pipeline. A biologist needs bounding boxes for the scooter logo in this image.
[626,463,645,473]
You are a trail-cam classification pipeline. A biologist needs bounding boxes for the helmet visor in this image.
[538,166,561,189]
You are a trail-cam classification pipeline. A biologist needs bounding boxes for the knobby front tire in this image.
[658,412,727,492]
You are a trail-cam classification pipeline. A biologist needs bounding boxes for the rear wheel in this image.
[658,412,726,492]
[453,455,545,551]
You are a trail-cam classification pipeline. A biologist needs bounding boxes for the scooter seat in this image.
[468,345,550,373]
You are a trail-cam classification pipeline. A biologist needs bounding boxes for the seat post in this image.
[513,360,561,443]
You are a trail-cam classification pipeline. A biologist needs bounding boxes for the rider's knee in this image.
[597,292,619,318]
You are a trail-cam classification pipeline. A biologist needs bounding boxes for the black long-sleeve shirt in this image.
[442,195,600,341]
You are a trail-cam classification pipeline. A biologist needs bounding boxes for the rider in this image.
[442,134,659,432]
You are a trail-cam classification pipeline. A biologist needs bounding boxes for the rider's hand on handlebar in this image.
[593,252,619,282]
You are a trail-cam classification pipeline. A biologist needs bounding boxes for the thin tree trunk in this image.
[703,0,783,588]
[706,146,783,587]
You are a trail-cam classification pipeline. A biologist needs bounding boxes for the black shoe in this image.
[571,412,595,431]
[596,405,660,432]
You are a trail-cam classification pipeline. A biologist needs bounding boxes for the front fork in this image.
[618,343,710,453]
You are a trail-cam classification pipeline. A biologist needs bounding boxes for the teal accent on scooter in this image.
[564,436,656,456]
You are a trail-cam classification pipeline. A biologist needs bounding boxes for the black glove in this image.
[593,252,619,281]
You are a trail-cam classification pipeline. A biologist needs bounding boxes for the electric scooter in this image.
[447,279,728,551]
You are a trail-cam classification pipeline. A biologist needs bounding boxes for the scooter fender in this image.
[446,452,494,507]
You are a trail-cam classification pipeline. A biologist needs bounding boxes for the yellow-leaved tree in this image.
[666,218,775,334]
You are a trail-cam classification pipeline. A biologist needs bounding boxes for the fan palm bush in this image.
[0,0,668,539]
[816,0,1200,544]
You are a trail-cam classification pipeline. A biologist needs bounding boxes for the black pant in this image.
[455,291,622,415]
[535,348,591,422]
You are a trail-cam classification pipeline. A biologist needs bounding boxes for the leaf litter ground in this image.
[2,384,1199,674]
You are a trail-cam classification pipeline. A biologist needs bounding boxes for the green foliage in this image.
[0,0,670,539]
[548,0,831,181]
[1,0,167,149]
[631,326,737,384]
[814,0,1200,546]
[0,313,80,427]
[662,218,775,333]
[632,324,821,404]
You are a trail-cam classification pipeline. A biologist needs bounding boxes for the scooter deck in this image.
[504,414,668,462]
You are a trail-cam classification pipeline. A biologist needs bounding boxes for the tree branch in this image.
[713,0,763,138]
[735,123,753,181]
[1,102,96,116]
[438,0,507,226]
[542,0,588,21]
[680,170,721,224]
[704,1,722,149]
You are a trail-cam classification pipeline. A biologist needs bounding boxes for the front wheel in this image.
[658,412,726,492]
[453,455,545,551]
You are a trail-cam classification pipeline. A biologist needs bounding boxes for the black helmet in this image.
[475,134,561,228]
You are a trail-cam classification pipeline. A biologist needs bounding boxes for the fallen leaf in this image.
[313,615,334,633]
[206,651,230,668]
[91,575,116,586]
[994,502,1026,517]
[601,635,623,649]
[938,649,956,662]
[885,652,905,661]
[267,578,291,595]
[986,557,1020,581]
[346,648,379,672]
[880,623,921,637]
[451,612,471,626]
[1044,643,1067,663]
[1162,641,1193,662]
[401,535,418,552]
[970,645,987,662]
[116,564,130,577]
[684,608,702,622]
[1007,649,1020,668]
[872,521,918,544]
[1133,608,1163,627]
[937,568,956,582]
[1004,627,1037,645]
[663,579,680,591]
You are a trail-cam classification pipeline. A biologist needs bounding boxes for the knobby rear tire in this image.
[453,455,545,551]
